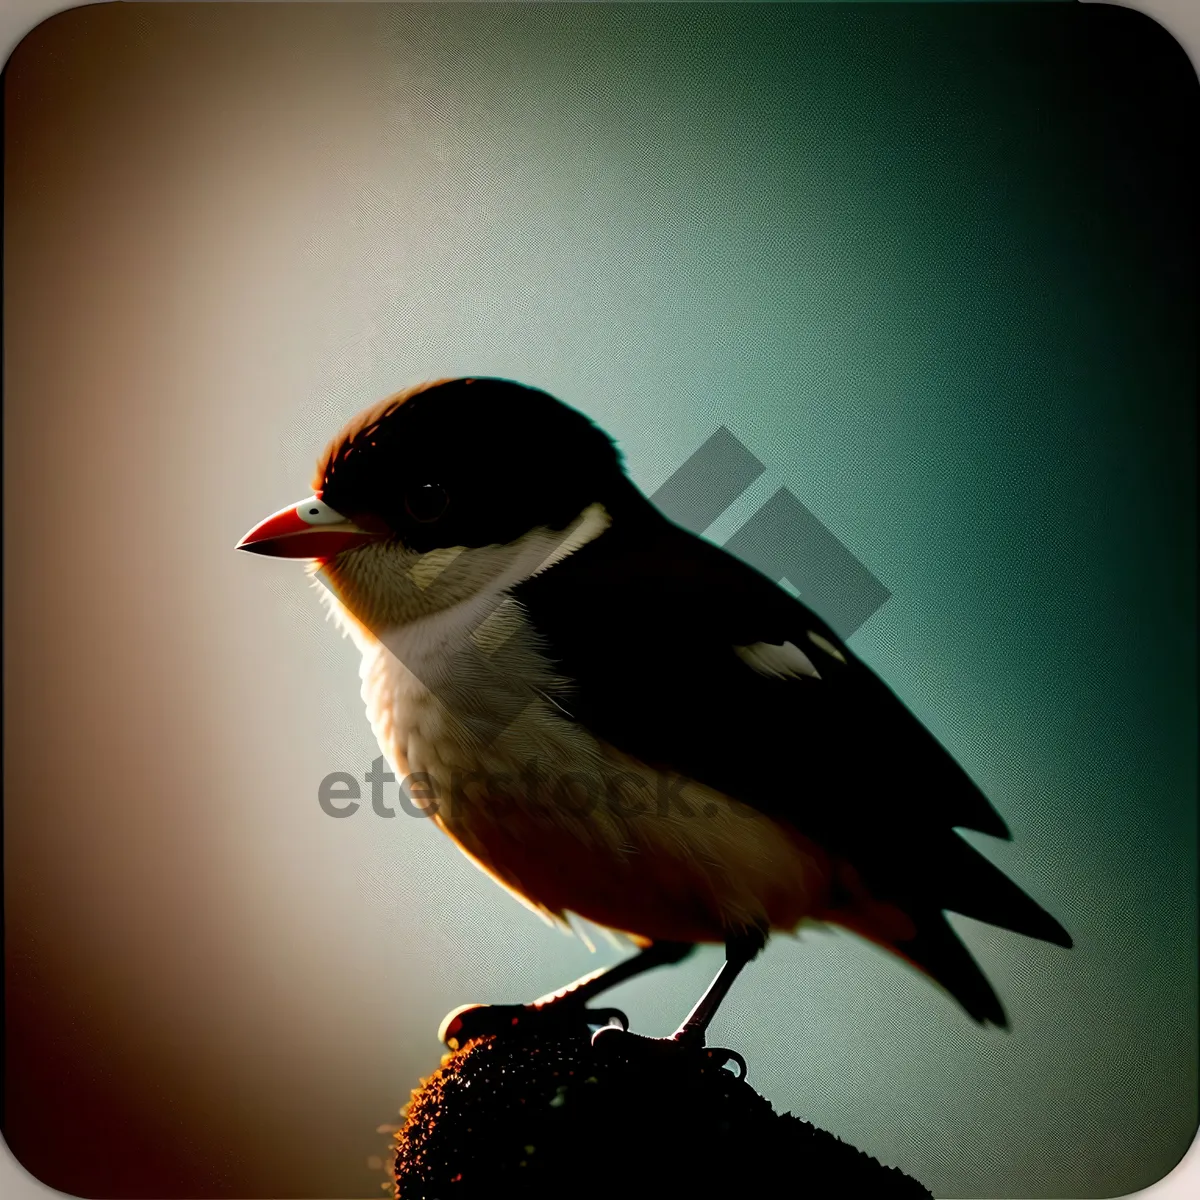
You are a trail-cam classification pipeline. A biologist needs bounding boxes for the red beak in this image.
[236,496,382,560]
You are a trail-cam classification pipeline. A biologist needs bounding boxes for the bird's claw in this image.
[696,1044,748,1081]
[590,1025,748,1082]
[439,1001,628,1050]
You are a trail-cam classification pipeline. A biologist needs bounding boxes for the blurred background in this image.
[3,4,1196,1197]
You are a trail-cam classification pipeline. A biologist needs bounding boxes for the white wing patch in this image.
[734,640,822,680]
[806,630,847,664]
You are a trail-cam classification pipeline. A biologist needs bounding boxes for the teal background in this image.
[4,4,1195,1198]
[329,6,1200,1196]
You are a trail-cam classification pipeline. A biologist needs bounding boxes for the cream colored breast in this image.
[345,604,830,941]
[350,592,602,793]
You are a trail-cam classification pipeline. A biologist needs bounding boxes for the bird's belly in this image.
[353,622,834,942]
[435,784,834,945]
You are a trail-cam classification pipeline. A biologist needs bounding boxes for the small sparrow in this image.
[239,377,1070,1066]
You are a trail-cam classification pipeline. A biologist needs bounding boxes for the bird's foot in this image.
[590,1024,748,1082]
[438,1000,628,1051]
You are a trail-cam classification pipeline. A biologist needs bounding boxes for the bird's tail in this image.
[835,833,1072,1027]
[935,832,1072,950]
[886,911,1011,1027]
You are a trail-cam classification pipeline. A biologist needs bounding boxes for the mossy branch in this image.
[392,1020,932,1199]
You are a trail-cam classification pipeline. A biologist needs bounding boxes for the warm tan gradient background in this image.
[3,4,1197,1200]
[4,8,459,1196]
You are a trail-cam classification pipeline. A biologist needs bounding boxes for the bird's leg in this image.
[439,940,694,1049]
[671,936,759,1048]
[592,926,766,1081]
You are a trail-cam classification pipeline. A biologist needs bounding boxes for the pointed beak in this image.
[236,496,382,560]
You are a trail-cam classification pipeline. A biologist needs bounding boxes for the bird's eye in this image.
[295,497,346,526]
[405,484,449,523]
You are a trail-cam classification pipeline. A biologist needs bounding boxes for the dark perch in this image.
[392,1019,932,1199]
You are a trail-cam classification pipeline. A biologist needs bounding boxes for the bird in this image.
[237,376,1071,1070]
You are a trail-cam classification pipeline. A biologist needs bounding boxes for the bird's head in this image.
[237,377,627,633]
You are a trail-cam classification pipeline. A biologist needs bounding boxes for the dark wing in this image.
[514,509,1071,1025]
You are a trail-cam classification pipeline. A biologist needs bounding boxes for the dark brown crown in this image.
[312,377,628,551]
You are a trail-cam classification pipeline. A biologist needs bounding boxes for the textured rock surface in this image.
[392,1020,932,1199]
